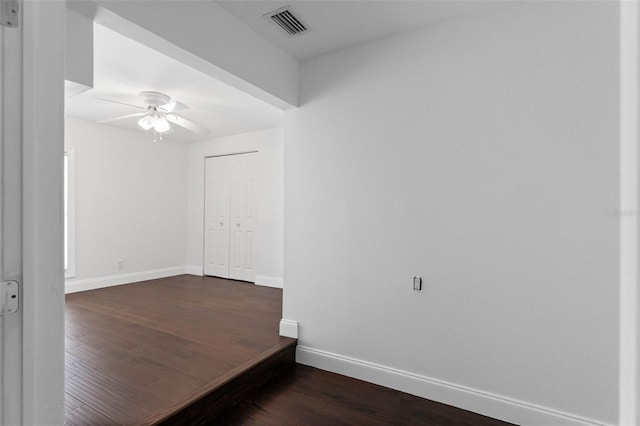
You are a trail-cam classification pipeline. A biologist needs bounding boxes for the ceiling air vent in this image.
[264,6,308,37]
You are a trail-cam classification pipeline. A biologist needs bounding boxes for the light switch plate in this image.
[413,276,422,291]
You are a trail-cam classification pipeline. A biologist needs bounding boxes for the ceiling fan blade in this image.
[160,101,189,113]
[166,114,209,136]
[98,112,146,124]
[95,97,146,110]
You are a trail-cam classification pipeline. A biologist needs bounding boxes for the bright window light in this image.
[64,150,76,279]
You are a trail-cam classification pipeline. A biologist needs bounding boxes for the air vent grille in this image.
[265,6,307,37]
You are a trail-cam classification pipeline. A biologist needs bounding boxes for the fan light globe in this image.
[154,117,171,133]
[138,115,155,131]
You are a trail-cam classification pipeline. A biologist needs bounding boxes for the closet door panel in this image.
[243,154,256,282]
[229,153,257,282]
[204,156,230,278]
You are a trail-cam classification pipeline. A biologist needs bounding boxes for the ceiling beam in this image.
[67,0,299,110]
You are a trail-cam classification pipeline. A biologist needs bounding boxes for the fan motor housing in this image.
[139,91,170,107]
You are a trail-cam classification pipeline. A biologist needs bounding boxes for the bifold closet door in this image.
[204,156,231,277]
[204,153,256,282]
[229,153,256,282]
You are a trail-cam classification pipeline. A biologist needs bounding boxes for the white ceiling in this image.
[65,24,285,143]
[65,2,495,143]
[216,0,495,60]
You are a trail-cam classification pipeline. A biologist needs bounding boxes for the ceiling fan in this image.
[96,91,209,140]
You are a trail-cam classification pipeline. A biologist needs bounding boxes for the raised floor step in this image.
[146,337,297,425]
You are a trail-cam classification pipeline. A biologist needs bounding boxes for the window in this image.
[64,150,76,278]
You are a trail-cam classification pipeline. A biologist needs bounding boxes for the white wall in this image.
[65,8,93,89]
[284,2,619,425]
[187,128,284,286]
[64,117,188,292]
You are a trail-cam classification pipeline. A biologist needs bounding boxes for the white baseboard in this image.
[296,346,613,426]
[186,265,204,276]
[65,266,187,294]
[255,275,283,289]
[279,319,298,338]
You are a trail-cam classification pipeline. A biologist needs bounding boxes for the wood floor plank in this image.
[67,355,162,388]
[67,359,171,412]
[143,377,200,404]
[65,404,122,426]
[66,375,152,424]
[129,342,227,382]
[254,391,333,425]
[64,393,84,414]
[122,323,196,350]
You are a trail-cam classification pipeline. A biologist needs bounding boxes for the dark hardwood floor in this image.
[66,274,514,426]
[65,275,293,425]
[213,364,516,426]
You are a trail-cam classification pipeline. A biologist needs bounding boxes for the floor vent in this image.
[264,6,308,37]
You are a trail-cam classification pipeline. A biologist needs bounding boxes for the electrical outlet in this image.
[413,276,422,291]
[117,259,124,270]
